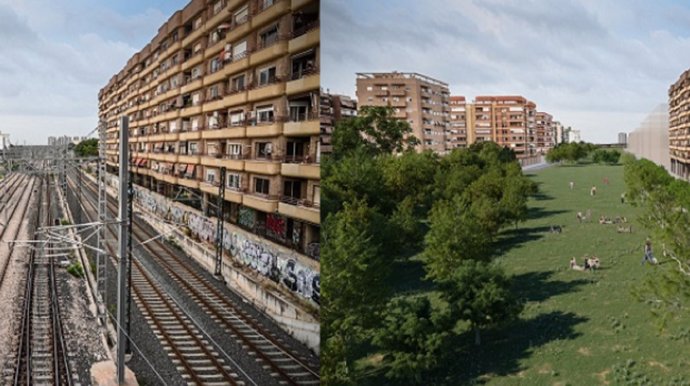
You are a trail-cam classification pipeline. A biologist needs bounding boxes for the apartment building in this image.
[355,72,450,153]
[98,0,320,266]
[320,90,357,154]
[471,96,536,158]
[669,70,690,178]
[535,111,554,154]
[447,96,473,149]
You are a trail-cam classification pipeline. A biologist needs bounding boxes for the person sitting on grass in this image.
[570,257,584,271]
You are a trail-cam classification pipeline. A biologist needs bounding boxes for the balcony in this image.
[202,96,227,112]
[201,126,246,139]
[181,52,205,72]
[289,25,319,54]
[223,56,249,77]
[181,26,205,49]
[251,0,290,29]
[286,72,318,95]
[243,193,279,213]
[204,67,226,86]
[225,20,251,44]
[177,175,200,189]
[278,201,319,224]
[245,159,281,175]
[178,153,200,164]
[179,130,202,141]
[283,119,319,136]
[223,90,248,106]
[250,40,288,66]
[281,162,319,179]
[248,82,286,102]
[200,181,222,196]
[179,104,203,118]
[246,122,283,137]
[181,78,203,94]
[223,189,244,203]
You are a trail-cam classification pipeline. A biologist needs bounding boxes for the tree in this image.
[330,106,419,160]
[624,156,690,330]
[73,138,98,157]
[321,200,392,384]
[440,260,523,345]
[592,148,621,164]
[373,296,451,384]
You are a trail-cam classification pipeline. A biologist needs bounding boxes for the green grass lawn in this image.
[359,163,690,385]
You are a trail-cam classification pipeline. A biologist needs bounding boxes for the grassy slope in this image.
[360,163,690,385]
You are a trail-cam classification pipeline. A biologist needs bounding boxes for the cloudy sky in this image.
[323,0,690,143]
[0,0,187,145]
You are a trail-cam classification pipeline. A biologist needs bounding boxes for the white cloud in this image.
[323,0,690,143]
[0,0,186,144]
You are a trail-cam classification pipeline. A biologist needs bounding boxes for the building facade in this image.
[669,70,690,178]
[98,0,321,279]
[355,72,450,153]
[535,111,554,154]
[471,95,537,158]
[568,129,581,143]
[628,104,669,171]
[447,96,473,149]
[618,132,627,145]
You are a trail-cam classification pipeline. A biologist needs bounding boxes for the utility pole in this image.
[97,120,108,326]
[116,116,129,384]
[126,147,133,355]
[77,161,82,224]
[214,166,226,277]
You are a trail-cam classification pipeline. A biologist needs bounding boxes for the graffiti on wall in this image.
[238,207,256,229]
[266,213,286,242]
[131,185,320,304]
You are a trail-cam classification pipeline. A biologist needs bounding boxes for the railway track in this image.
[11,174,75,385]
[0,174,35,292]
[72,171,320,385]
[69,175,251,385]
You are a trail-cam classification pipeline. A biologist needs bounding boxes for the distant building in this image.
[447,96,472,149]
[472,95,537,158]
[568,129,581,143]
[535,111,554,154]
[356,72,450,153]
[320,90,357,154]
[628,104,669,171]
[618,132,627,145]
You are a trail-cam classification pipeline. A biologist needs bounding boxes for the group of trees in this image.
[545,142,622,165]
[623,154,690,329]
[322,107,536,385]
[73,138,98,157]
[591,148,622,164]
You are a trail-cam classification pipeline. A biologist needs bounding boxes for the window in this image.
[234,5,249,24]
[191,66,202,79]
[170,121,177,132]
[254,177,270,195]
[227,143,242,156]
[213,0,224,15]
[283,180,302,199]
[209,57,222,73]
[256,105,274,123]
[258,66,276,86]
[289,101,309,121]
[259,25,279,48]
[206,168,217,183]
[191,118,199,131]
[290,50,315,79]
[256,142,273,158]
[230,74,245,92]
[208,85,220,100]
[229,110,245,126]
[227,173,241,189]
[259,0,274,10]
[233,40,247,60]
[208,112,220,129]
[189,142,198,154]
[194,17,203,31]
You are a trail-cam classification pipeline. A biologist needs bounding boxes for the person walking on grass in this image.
[591,185,597,196]
[569,181,574,190]
[642,239,656,265]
